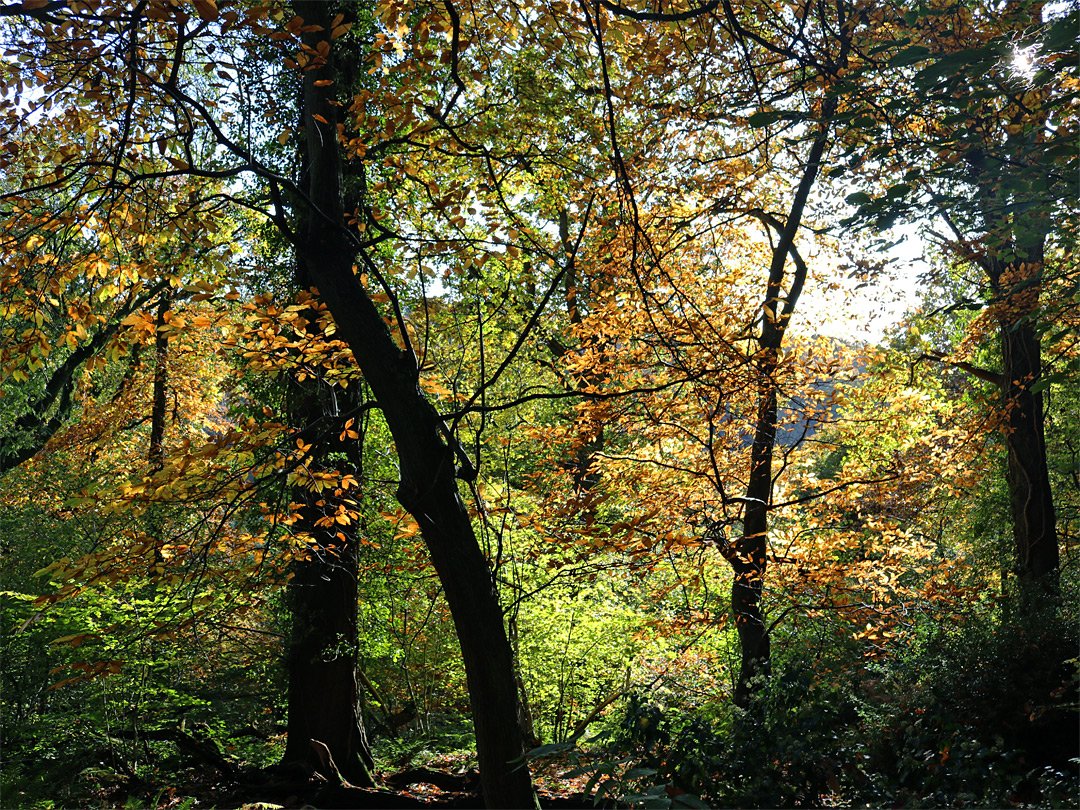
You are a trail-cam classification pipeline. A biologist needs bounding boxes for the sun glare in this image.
[1009,43,1041,82]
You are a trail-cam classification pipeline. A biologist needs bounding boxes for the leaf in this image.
[886,182,912,199]
[312,113,329,124]
[525,742,575,758]
[1030,371,1069,394]
[747,110,784,128]
[192,0,219,22]
[888,45,932,68]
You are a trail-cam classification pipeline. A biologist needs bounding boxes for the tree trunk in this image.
[281,372,375,787]
[966,20,1060,606]
[282,523,375,785]
[992,258,1060,600]
[147,293,172,571]
[148,294,170,472]
[724,104,834,708]
[732,367,776,708]
[293,4,536,806]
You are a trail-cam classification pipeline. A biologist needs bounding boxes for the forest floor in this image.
[78,750,600,810]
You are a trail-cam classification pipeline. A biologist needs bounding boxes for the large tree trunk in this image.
[282,518,375,786]
[293,4,535,806]
[965,3,1059,607]
[991,257,1059,598]
[280,365,375,787]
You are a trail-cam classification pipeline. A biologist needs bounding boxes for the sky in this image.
[798,227,930,344]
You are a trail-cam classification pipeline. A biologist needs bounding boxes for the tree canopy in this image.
[1,1,1077,808]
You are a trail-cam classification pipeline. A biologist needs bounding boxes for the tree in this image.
[2,1,545,803]
[553,0,861,706]
[840,0,1079,606]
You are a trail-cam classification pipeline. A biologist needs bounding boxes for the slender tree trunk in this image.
[147,293,172,571]
[148,294,170,472]
[732,363,777,708]
[293,4,536,805]
[726,104,835,708]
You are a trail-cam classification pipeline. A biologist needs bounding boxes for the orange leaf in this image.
[312,114,329,124]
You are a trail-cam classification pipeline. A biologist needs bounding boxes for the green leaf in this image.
[886,182,912,199]
[747,110,784,128]
[889,45,932,68]
[524,742,575,759]
[1030,370,1072,394]
[845,191,873,205]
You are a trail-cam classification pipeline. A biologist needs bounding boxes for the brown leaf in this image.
[192,0,218,22]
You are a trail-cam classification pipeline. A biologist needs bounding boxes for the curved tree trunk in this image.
[292,4,536,806]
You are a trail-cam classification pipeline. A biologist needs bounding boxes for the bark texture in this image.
[990,257,1060,595]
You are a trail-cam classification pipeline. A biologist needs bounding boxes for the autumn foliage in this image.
[1,1,1077,808]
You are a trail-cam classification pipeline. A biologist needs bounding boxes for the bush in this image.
[564,605,1079,809]
[861,605,1079,808]
[581,658,862,808]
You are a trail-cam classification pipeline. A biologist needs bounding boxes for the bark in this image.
[987,0,1058,602]
[728,102,835,708]
[293,4,536,806]
[147,293,172,570]
[732,375,776,708]
[281,481,375,787]
[968,103,1060,604]
[991,259,1060,597]
[281,180,375,789]
[281,79,374,785]
[148,294,170,471]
